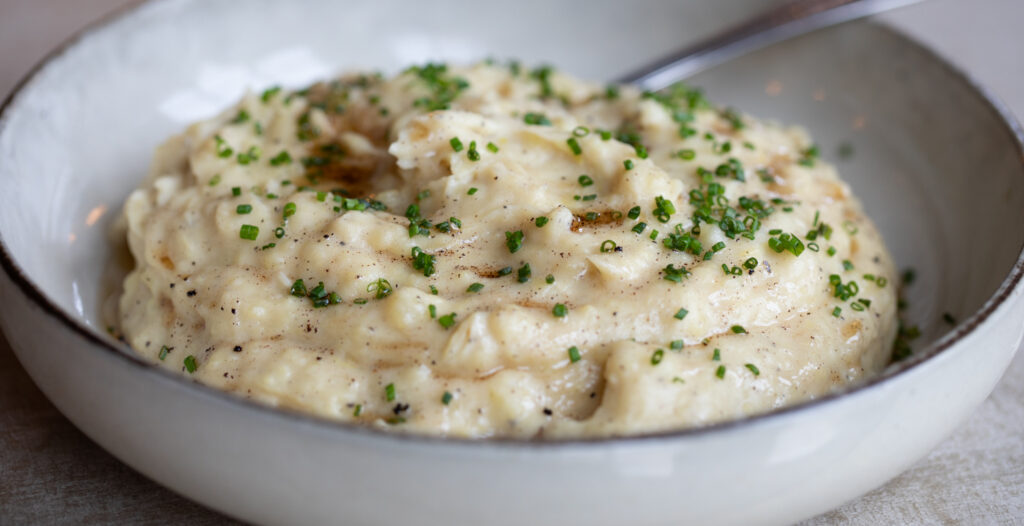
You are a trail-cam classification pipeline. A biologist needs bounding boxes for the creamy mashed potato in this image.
[116,63,897,438]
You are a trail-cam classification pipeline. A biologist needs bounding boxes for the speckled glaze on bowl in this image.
[1,1,1022,525]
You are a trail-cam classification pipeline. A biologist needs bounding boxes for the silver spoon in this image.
[620,0,922,91]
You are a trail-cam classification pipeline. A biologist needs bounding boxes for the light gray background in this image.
[0,0,1021,524]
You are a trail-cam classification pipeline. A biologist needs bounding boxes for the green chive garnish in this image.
[239,224,259,240]
[438,312,457,329]
[184,355,197,373]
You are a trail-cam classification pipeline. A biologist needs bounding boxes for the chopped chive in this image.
[600,240,617,253]
[498,266,513,277]
[236,204,252,215]
[627,206,641,220]
[731,325,747,334]
[208,174,222,187]
[552,303,568,318]
[517,263,531,283]
[429,285,439,295]
[214,135,233,158]
[566,137,582,155]
[535,216,549,228]
[623,159,634,171]
[290,279,308,297]
[523,112,551,126]
[745,363,760,376]
[467,282,484,293]
[486,142,499,153]
[261,85,281,102]
[429,304,437,318]
[184,355,197,373]
[368,278,393,299]
[353,404,362,417]
[573,126,590,137]
[450,137,464,152]
[269,151,292,166]
[441,391,453,405]
[545,274,555,284]
[231,186,241,197]
[438,312,457,329]
[651,349,664,365]
[631,222,647,234]
[568,346,581,363]
[715,365,726,379]
[467,141,480,161]
[678,149,696,160]
[274,227,285,238]
[670,340,684,350]
[505,230,524,253]
[674,308,689,320]
[283,202,296,219]
[239,224,259,240]
[712,348,721,361]
[842,259,854,271]
[385,383,396,402]
[158,345,169,361]
[236,146,261,165]
[578,174,594,187]
[467,187,478,195]
[832,306,842,317]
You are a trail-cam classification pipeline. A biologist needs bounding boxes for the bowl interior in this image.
[1,0,1022,387]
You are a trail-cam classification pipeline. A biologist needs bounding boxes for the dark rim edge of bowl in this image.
[0,1,1022,450]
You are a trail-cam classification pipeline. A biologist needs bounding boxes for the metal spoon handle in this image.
[618,0,920,90]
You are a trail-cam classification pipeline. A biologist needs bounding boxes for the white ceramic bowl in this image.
[1,1,1022,525]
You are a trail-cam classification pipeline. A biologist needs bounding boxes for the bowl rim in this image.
[1,0,1022,450]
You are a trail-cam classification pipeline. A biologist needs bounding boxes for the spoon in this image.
[619,0,922,91]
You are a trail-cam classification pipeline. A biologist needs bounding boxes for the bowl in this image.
[1,0,1022,524]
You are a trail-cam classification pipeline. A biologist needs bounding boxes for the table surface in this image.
[1,0,1023,524]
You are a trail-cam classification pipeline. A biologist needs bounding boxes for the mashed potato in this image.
[116,62,897,438]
